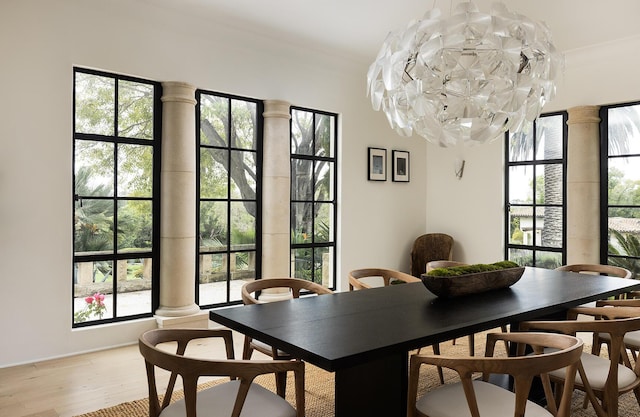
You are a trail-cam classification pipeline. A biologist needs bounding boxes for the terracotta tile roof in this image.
[609,217,640,233]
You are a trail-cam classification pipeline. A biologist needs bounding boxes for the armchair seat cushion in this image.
[416,380,552,417]
[250,339,291,358]
[599,329,640,348]
[160,380,297,417]
[547,350,638,390]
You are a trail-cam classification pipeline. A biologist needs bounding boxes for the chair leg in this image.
[500,325,509,352]
[633,386,640,410]
[591,335,603,357]
[275,371,287,398]
[585,338,606,409]
[242,336,253,360]
[467,334,474,356]
[432,343,444,384]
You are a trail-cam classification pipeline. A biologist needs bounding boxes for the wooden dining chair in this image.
[348,267,450,383]
[425,260,467,271]
[593,298,640,361]
[407,331,583,417]
[410,233,454,278]
[348,267,420,290]
[555,263,635,362]
[520,306,640,417]
[138,328,305,417]
[241,277,333,396]
[555,263,632,286]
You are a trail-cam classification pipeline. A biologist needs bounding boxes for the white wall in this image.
[0,0,427,367]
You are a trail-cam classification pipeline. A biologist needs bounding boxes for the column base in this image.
[155,303,207,329]
[155,310,209,329]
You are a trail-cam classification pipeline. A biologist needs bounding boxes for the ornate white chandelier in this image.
[366,2,563,147]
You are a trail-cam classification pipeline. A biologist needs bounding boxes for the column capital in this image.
[161,81,197,105]
[567,105,600,125]
[263,100,291,119]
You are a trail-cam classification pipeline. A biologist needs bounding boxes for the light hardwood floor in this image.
[0,329,259,417]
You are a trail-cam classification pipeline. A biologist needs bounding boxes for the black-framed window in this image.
[196,91,262,307]
[601,101,640,278]
[505,112,567,268]
[73,67,161,327]
[290,107,338,289]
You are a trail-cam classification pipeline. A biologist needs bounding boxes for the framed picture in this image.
[367,147,387,181]
[392,150,410,182]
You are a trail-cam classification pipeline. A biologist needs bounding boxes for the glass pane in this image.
[230,251,256,302]
[75,72,115,135]
[74,199,114,254]
[73,260,114,323]
[291,202,313,243]
[231,99,257,150]
[199,253,228,305]
[314,246,334,287]
[116,258,152,316]
[314,203,333,243]
[509,165,533,204]
[608,208,640,280]
[608,207,640,228]
[508,248,533,267]
[540,206,563,248]
[231,201,256,248]
[291,248,313,280]
[608,104,640,156]
[230,150,257,199]
[75,140,114,197]
[608,257,640,279]
[508,205,528,245]
[117,200,152,252]
[200,201,228,250]
[536,163,563,204]
[608,156,640,205]
[608,209,640,262]
[314,161,334,201]
[508,205,542,246]
[200,148,229,199]
[291,109,313,155]
[118,143,153,197]
[534,251,563,269]
[291,159,313,200]
[315,114,335,158]
[508,121,533,162]
[118,80,154,139]
[535,115,563,160]
[200,94,229,146]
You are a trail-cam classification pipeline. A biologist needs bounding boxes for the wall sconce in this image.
[455,159,465,179]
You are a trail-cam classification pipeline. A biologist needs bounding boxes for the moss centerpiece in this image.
[421,261,524,298]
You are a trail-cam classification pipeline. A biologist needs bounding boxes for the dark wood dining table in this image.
[209,267,640,417]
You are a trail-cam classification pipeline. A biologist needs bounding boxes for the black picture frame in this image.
[392,150,410,182]
[367,147,387,181]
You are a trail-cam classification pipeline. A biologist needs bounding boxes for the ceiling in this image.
[150,0,640,63]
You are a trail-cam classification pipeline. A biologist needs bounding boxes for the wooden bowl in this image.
[420,267,525,298]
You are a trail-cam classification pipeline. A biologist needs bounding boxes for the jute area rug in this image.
[74,336,639,417]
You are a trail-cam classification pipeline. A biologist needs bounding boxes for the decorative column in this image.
[155,82,204,327]
[566,106,601,264]
[260,100,292,300]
